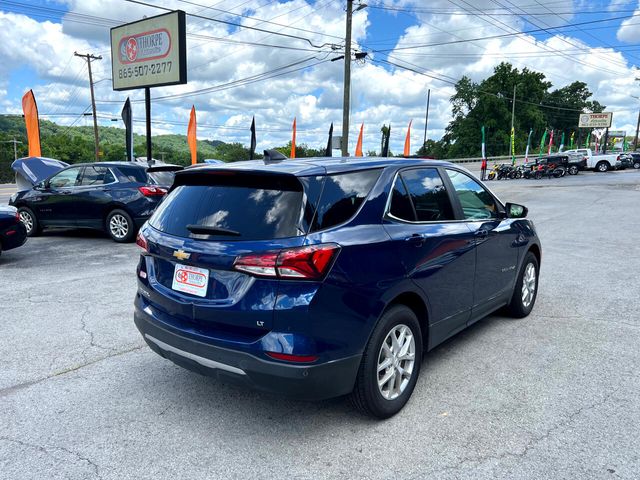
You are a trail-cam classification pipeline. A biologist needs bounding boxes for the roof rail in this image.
[263,149,288,164]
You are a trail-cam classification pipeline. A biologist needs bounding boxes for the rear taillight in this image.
[139,186,167,197]
[233,244,340,280]
[136,231,149,252]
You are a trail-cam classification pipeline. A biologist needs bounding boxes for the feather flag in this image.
[121,98,133,162]
[585,131,591,148]
[382,125,391,157]
[481,125,486,160]
[291,117,296,159]
[570,131,575,149]
[559,132,565,152]
[510,126,515,165]
[249,116,256,160]
[22,89,42,158]
[539,129,548,157]
[524,128,533,162]
[187,106,197,165]
[325,122,333,157]
[355,123,364,157]
[548,129,554,155]
[403,120,412,157]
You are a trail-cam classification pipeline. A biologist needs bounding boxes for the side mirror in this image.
[34,181,47,191]
[506,202,528,219]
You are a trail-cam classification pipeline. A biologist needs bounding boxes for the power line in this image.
[95,55,331,104]
[123,0,339,48]
[371,12,640,53]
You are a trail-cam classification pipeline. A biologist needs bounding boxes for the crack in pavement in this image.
[418,389,621,478]
[0,344,145,399]
[0,436,103,479]
[78,305,113,358]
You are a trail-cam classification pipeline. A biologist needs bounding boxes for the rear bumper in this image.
[134,306,362,401]
[1,223,27,251]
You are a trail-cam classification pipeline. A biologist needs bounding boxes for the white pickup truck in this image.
[564,148,621,172]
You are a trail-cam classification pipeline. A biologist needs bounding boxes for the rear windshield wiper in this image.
[186,225,242,236]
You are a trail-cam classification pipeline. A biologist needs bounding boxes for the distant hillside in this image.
[0,116,252,182]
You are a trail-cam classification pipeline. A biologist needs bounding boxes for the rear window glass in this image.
[116,165,148,184]
[149,182,304,241]
[310,169,381,232]
[148,171,175,186]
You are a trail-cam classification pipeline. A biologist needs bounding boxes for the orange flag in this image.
[22,89,42,157]
[291,117,296,158]
[188,105,197,165]
[403,120,412,157]
[355,123,364,157]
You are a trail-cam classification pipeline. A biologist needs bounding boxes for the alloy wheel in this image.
[521,263,537,308]
[109,214,129,239]
[377,324,416,401]
[19,211,33,234]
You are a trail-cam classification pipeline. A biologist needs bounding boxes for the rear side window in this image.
[309,169,381,232]
[149,177,304,241]
[116,165,148,184]
[80,166,115,186]
[394,168,454,222]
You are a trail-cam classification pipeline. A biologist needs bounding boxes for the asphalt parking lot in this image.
[1,168,639,479]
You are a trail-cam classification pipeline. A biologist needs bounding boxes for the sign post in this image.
[110,11,187,162]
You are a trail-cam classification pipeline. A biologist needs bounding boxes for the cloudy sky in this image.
[1,0,640,155]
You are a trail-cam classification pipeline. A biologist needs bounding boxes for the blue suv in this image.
[134,157,541,418]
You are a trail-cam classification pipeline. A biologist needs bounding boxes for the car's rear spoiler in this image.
[146,165,184,173]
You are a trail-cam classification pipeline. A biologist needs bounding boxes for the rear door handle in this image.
[404,233,425,245]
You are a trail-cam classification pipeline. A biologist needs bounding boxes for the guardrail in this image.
[447,155,528,164]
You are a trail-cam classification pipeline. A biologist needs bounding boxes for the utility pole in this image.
[633,93,640,151]
[74,52,102,162]
[341,0,353,157]
[511,84,517,132]
[0,138,22,160]
[423,89,431,148]
[634,110,640,151]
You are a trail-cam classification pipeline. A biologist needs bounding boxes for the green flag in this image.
[585,131,591,148]
[570,131,575,149]
[510,126,515,165]
[559,132,565,152]
[539,129,548,157]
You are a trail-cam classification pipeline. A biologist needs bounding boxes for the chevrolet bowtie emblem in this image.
[173,250,191,261]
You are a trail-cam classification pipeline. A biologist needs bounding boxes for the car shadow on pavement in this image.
[135,312,511,428]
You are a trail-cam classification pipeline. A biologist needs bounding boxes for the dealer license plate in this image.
[171,263,209,298]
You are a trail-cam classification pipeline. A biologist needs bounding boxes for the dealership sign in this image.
[111,11,186,91]
[578,112,613,128]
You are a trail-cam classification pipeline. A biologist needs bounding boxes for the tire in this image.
[568,165,579,175]
[633,162,640,169]
[515,170,523,179]
[106,209,136,243]
[350,305,422,419]
[596,161,609,173]
[534,171,542,180]
[488,172,495,180]
[506,252,539,318]
[17,207,41,237]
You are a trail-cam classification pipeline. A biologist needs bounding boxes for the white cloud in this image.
[2,0,640,156]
